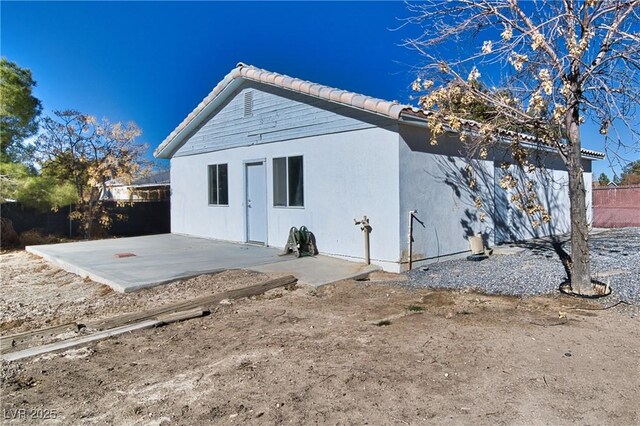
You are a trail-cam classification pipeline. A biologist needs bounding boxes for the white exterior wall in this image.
[584,168,593,226]
[398,126,496,269]
[165,77,597,273]
[494,166,570,243]
[493,156,594,243]
[106,186,131,201]
[397,125,595,270]
[171,126,402,270]
[583,165,594,226]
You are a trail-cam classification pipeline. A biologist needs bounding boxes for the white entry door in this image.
[245,161,267,244]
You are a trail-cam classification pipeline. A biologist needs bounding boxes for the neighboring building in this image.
[154,63,604,272]
[101,170,170,202]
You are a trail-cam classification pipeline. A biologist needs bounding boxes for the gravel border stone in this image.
[401,227,640,317]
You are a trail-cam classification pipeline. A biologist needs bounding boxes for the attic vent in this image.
[244,91,253,117]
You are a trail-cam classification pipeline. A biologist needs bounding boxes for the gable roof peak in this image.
[154,63,409,158]
[154,63,605,161]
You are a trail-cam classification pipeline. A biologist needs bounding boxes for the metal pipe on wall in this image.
[408,210,417,271]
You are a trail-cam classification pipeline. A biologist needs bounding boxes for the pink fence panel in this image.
[592,185,640,228]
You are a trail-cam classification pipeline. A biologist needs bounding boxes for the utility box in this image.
[469,235,484,255]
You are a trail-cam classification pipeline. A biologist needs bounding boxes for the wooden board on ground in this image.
[156,308,210,325]
[2,320,160,362]
[0,323,78,354]
[1,275,297,359]
[84,275,297,331]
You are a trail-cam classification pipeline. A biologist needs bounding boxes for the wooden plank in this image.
[84,275,296,331]
[1,275,295,357]
[2,275,295,362]
[0,323,78,354]
[1,320,159,362]
[156,308,209,325]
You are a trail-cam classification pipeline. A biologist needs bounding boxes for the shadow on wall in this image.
[432,155,494,248]
[431,147,570,248]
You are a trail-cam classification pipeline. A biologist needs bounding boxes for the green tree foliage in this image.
[0,58,42,161]
[0,161,77,211]
[35,110,147,237]
[619,160,640,185]
[597,172,610,186]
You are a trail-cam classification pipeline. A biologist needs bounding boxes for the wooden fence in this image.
[592,185,640,228]
[1,201,170,237]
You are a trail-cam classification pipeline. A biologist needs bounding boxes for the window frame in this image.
[273,155,304,208]
[208,163,229,206]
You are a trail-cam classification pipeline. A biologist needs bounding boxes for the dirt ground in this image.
[1,251,639,425]
[0,251,269,334]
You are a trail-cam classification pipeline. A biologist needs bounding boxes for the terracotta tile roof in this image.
[154,63,605,160]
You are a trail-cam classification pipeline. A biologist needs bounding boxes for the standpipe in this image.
[354,216,371,265]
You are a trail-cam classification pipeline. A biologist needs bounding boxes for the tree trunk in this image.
[86,202,93,240]
[565,106,592,294]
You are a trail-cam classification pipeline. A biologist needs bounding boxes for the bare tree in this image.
[403,0,640,295]
[35,110,147,238]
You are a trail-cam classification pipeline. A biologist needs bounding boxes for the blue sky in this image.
[1,1,634,177]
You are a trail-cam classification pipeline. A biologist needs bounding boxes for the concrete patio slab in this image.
[251,256,379,287]
[26,234,375,292]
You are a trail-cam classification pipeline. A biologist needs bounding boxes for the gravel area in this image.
[404,227,640,314]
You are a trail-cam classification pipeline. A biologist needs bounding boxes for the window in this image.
[208,164,228,205]
[273,156,304,207]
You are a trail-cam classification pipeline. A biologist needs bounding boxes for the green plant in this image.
[0,58,42,161]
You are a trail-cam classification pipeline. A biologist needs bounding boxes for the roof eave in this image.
[580,150,606,160]
[155,63,410,159]
[398,111,606,160]
[154,77,243,159]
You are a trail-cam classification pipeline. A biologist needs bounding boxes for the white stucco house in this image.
[154,63,604,272]
[101,170,170,202]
